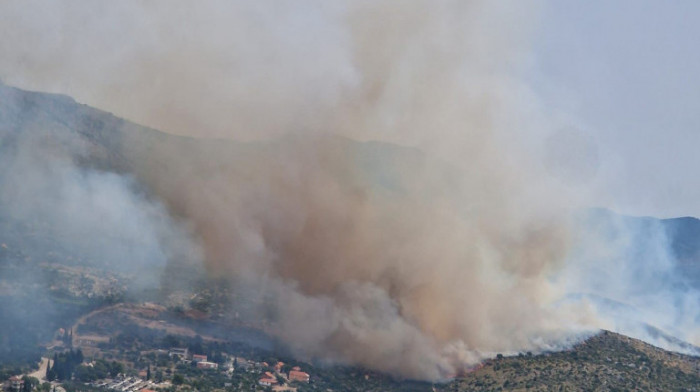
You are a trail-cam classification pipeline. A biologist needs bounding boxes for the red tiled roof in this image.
[289,370,310,382]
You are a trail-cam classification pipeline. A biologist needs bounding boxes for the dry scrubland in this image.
[451,331,700,392]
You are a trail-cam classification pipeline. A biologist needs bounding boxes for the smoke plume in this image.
[0,0,698,381]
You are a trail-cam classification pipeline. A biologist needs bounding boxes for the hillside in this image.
[664,216,700,285]
[582,208,700,291]
[0,80,430,374]
[2,81,700,389]
[450,331,700,392]
[3,80,699,280]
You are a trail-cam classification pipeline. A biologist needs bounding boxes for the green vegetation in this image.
[47,349,84,381]
[20,376,39,392]
[2,291,699,392]
[73,359,124,382]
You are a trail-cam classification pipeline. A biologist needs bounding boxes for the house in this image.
[288,369,310,383]
[192,354,207,363]
[168,348,188,360]
[8,376,23,391]
[234,357,251,371]
[196,361,218,370]
[274,361,285,373]
[258,377,278,387]
[264,371,276,379]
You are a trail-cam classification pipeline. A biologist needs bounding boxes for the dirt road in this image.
[27,357,49,382]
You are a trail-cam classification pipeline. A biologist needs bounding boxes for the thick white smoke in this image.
[0,107,200,291]
[0,0,697,381]
[553,210,700,355]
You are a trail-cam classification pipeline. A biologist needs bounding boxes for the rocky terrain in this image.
[451,331,700,391]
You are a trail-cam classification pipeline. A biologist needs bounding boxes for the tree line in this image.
[46,350,83,381]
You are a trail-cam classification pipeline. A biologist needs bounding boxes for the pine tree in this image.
[47,353,58,381]
[21,376,32,392]
[146,365,151,380]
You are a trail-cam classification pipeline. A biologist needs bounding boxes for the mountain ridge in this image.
[1,81,699,388]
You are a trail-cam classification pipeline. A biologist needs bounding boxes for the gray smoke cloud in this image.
[553,210,700,355]
[0,0,698,381]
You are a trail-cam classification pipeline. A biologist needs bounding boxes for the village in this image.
[0,268,414,392]
[2,300,314,392]
[0,270,415,392]
[4,342,312,392]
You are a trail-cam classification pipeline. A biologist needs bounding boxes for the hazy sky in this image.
[530,0,700,218]
[1,0,699,219]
